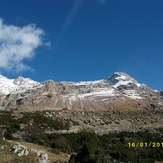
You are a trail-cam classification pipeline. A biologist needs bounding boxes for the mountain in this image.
[0,73,162,163]
[0,75,39,95]
[0,72,162,111]
[0,72,163,146]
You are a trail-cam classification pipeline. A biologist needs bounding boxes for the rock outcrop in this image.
[10,143,48,162]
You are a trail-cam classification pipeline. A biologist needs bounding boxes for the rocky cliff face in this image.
[0,72,162,112]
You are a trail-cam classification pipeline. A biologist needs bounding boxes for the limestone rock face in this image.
[0,72,162,112]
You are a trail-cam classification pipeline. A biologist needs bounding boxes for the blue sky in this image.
[0,0,163,90]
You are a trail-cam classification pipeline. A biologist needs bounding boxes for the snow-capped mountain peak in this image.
[13,76,39,86]
[107,72,141,88]
[0,75,40,95]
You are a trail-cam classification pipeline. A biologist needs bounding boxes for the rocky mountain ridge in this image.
[0,72,162,111]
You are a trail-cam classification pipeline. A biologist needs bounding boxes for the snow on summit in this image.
[0,72,149,100]
[107,72,141,88]
[0,75,40,95]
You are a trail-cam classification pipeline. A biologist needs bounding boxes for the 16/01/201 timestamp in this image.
[128,142,163,148]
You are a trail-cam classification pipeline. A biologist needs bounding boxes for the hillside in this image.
[0,72,163,162]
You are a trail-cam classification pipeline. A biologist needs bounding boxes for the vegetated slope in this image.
[1,111,163,163]
[0,137,69,162]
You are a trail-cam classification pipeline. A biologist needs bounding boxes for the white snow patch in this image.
[70,80,105,86]
[64,89,117,102]
[112,72,141,88]
[122,90,143,99]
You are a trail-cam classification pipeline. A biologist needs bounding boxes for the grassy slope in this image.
[0,139,68,163]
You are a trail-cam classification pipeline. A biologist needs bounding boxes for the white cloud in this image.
[0,18,45,72]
